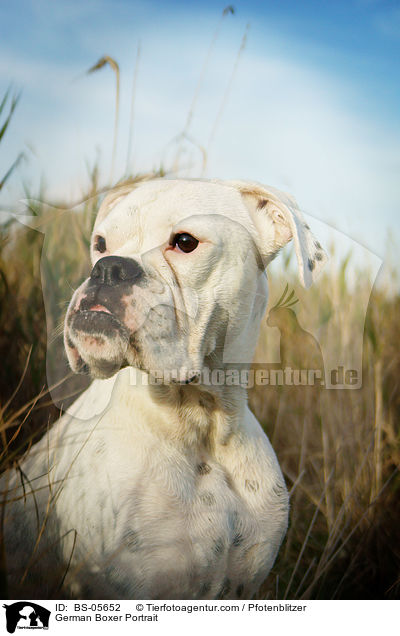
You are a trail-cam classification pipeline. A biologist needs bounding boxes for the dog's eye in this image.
[172,233,199,253]
[94,236,107,253]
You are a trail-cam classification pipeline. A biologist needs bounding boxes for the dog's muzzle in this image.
[77,255,144,317]
[65,256,147,377]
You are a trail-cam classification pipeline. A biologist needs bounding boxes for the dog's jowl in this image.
[1,179,327,599]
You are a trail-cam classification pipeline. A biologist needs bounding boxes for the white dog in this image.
[2,178,326,599]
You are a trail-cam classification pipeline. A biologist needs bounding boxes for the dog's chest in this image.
[56,433,270,599]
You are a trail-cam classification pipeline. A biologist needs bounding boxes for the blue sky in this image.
[0,0,399,268]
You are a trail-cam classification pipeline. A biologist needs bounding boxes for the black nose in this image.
[90,256,144,286]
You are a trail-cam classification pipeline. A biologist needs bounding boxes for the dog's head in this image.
[64,179,327,380]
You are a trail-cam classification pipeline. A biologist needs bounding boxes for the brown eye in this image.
[172,233,199,253]
[94,236,107,253]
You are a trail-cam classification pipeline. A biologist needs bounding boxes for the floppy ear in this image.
[226,180,328,288]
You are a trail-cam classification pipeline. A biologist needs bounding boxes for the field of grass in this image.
[251,266,400,599]
[0,73,399,600]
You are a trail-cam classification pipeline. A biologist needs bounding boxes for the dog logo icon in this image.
[3,602,50,633]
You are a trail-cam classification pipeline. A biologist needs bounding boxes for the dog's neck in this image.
[113,367,248,451]
[151,382,247,448]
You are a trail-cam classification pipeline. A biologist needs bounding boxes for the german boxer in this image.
[2,178,327,599]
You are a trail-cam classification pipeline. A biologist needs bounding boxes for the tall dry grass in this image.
[250,262,400,599]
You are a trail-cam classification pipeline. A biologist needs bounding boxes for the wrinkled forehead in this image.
[95,180,255,250]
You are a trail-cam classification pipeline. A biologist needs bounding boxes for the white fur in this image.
[2,179,326,599]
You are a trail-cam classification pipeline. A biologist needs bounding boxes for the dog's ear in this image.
[226,180,328,288]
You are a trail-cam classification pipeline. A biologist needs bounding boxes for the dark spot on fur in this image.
[200,581,211,596]
[200,492,216,506]
[224,472,234,489]
[233,532,243,546]
[314,240,322,249]
[197,462,211,475]
[272,482,287,498]
[315,251,323,261]
[257,198,269,210]
[245,479,259,493]
[104,566,131,595]
[185,375,199,384]
[122,529,140,553]
[129,335,141,353]
[236,583,244,597]
[213,538,224,555]
[307,258,315,271]
[217,577,231,599]
[304,223,310,230]
[67,336,75,348]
